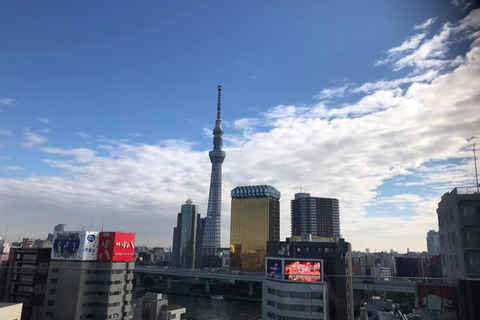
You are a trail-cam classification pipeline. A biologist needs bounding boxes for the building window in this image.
[49,289,56,295]
[52,268,59,273]
[50,278,58,284]
[47,300,55,306]
[45,312,53,318]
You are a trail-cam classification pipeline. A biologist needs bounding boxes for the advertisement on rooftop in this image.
[51,231,99,261]
[284,259,323,283]
[98,232,135,262]
[266,258,283,279]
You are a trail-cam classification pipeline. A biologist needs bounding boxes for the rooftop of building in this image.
[293,192,339,201]
[231,185,281,200]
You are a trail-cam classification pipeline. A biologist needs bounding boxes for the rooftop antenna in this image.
[90,216,94,230]
[3,224,7,242]
[474,143,479,193]
[217,85,222,120]
[101,215,106,232]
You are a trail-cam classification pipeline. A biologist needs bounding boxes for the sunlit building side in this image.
[229,185,280,271]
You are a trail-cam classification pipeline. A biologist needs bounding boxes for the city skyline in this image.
[1,2,480,252]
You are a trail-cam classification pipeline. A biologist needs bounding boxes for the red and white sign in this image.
[98,232,135,262]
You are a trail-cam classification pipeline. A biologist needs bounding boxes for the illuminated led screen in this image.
[284,260,322,282]
[266,259,283,279]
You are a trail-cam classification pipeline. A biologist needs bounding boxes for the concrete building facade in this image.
[2,247,51,320]
[437,187,480,279]
[266,237,354,320]
[42,260,134,320]
[0,302,23,320]
[133,292,185,320]
[291,193,340,238]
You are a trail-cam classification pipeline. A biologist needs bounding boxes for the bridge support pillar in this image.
[249,282,254,296]
[167,277,172,290]
[205,280,210,294]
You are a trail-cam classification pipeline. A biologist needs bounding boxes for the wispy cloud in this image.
[39,128,50,133]
[315,83,354,99]
[20,129,48,148]
[0,98,15,106]
[127,133,142,138]
[413,17,438,31]
[38,118,50,124]
[75,132,89,138]
[0,128,13,136]
[2,165,24,171]
[41,147,96,163]
[0,156,10,161]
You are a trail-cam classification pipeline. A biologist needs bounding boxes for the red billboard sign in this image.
[98,232,135,262]
[284,259,323,282]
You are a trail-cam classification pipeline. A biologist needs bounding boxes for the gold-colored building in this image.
[229,185,280,271]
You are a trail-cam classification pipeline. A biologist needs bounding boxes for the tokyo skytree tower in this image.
[202,86,225,256]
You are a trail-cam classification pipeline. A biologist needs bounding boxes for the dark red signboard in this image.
[98,232,135,262]
[417,284,457,310]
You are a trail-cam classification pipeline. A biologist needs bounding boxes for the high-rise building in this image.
[202,86,226,265]
[291,193,340,238]
[437,187,480,279]
[47,224,66,243]
[265,237,354,320]
[42,231,135,320]
[133,292,186,320]
[229,185,280,271]
[427,230,440,255]
[2,247,51,320]
[171,199,204,269]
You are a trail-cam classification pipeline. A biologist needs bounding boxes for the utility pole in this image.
[474,143,479,193]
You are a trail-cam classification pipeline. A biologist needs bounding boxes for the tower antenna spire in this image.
[217,85,222,120]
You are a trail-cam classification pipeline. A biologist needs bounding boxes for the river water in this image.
[133,291,261,320]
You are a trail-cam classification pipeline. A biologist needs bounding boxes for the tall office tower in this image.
[202,86,226,265]
[291,193,340,238]
[264,237,354,320]
[47,224,66,242]
[426,230,440,255]
[133,292,186,320]
[171,199,204,269]
[42,231,135,320]
[229,185,280,271]
[2,247,51,320]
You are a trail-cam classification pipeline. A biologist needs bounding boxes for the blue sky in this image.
[1,1,479,251]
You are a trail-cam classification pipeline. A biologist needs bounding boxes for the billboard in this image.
[98,232,135,262]
[266,258,283,279]
[51,231,99,261]
[417,284,457,310]
[284,259,323,282]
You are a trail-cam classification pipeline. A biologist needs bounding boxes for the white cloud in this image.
[40,147,97,163]
[20,129,48,148]
[2,165,24,171]
[0,98,15,106]
[39,128,50,133]
[0,128,13,136]
[75,132,89,138]
[0,156,10,161]
[413,17,438,31]
[1,11,480,251]
[315,83,353,99]
[38,118,50,124]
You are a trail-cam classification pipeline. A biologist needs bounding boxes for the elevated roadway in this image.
[134,266,416,293]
